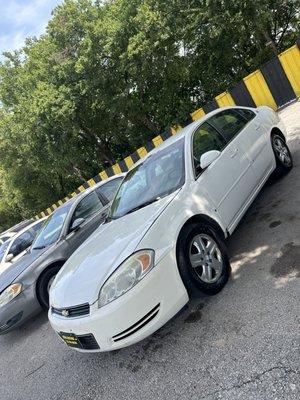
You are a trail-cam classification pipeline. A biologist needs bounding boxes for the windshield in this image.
[0,241,10,263]
[32,204,72,249]
[110,138,185,219]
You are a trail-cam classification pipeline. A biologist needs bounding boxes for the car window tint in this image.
[209,109,247,142]
[236,108,256,121]
[96,178,122,203]
[30,221,45,236]
[10,231,34,257]
[0,241,10,262]
[72,192,103,222]
[192,122,226,177]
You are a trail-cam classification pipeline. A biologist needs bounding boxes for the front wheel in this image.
[272,134,293,175]
[36,265,61,310]
[177,223,230,296]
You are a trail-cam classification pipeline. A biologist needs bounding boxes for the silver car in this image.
[0,174,124,333]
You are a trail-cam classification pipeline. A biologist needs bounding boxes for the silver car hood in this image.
[50,192,178,308]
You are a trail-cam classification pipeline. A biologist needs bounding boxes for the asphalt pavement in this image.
[0,102,299,400]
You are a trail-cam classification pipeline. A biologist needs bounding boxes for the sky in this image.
[0,0,63,55]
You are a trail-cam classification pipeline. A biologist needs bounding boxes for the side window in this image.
[236,108,256,122]
[96,178,122,203]
[10,231,34,257]
[30,221,44,237]
[71,192,103,224]
[192,122,226,177]
[209,110,247,142]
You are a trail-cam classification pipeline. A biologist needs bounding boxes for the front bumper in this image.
[49,250,189,352]
[0,284,41,334]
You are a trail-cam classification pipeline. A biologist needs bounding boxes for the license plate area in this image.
[58,332,82,349]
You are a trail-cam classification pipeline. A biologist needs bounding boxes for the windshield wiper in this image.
[32,245,47,250]
[121,197,161,217]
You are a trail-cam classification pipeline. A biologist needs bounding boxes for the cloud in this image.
[0,0,63,55]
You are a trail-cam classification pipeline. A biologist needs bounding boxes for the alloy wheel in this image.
[273,136,292,167]
[189,234,223,283]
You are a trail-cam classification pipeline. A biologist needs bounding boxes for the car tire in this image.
[177,222,230,296]
[36,265,61,310]
[272,134,293,175]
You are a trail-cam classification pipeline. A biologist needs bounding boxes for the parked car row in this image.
[0,106,293,353]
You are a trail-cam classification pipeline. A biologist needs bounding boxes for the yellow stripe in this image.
[64,197,70,202]
[112,164,122,175]
[152,135,163,147]
[78,185,85,193]
[191,108,205,121]
[171,124,183,134]
[46,208,52,215]
[71,192,77,197]
[58,200,64,206]
[278,44,300,97]
[215,92,235,107]
[99,170,108,180]
[52,204,58,210]
[87,178,96,187]
[124,156,134,169]
[243,69,277,110]
[137,147,148,158]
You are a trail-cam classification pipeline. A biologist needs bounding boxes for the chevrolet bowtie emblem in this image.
[62,309,69,317]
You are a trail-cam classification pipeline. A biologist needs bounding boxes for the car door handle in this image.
[230,148,239,158]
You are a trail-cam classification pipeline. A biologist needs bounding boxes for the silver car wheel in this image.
[189,234,223,283]
[273,137,292,167]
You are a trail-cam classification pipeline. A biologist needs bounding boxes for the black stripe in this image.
[118,160,129,172]
[161,130,172,140]
[203,99,218,114]
[182,115,193,127]
[105,167,114,177]
[260,58,296,107]
[229,80,256,107]
[112,304,160,339]
[145,141,155,152]
[93,174,101,183]
[83,182,90,189]
[130,151,140,163]
[74,189,80,195]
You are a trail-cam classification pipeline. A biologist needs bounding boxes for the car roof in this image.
[52,173,125,213]
[130,106,245,169]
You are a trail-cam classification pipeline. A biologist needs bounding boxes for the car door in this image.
[233,108,273,180]
[64,191,107,256]
[193,116,256,229]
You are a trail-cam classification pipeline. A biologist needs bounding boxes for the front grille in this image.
[112,304,160,342]
[52,303,90,318]
[78,334,99,350]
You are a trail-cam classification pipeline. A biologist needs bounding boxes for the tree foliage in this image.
[0,0,299,230]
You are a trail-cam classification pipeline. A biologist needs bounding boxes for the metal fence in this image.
[36,42,300,219]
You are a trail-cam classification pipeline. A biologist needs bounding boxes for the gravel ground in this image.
[0,102,299,400]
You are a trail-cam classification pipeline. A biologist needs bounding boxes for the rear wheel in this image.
[272,134,293,175]
[177,223,230,296]
[36,265,62,310]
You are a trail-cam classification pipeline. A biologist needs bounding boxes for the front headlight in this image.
[98,249,154,308]
[0,283,22,308]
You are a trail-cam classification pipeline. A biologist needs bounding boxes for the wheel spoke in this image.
[211,257,222,273]
[190,253,204,268]
[206,240,216,255]
[194,236,206,252]
[201,264,213,281]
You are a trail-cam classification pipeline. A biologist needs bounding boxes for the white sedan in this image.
[49,106,292,352]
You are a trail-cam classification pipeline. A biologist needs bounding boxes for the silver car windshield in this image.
[110,138,185,219]
[32,204,72,249]
[0,241,10,263]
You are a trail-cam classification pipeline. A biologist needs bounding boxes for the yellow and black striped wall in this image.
[36,43,300,219]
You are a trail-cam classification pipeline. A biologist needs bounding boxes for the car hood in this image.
[0,247,47,292]
[50,191,179,308]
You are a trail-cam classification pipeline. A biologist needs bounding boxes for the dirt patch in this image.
[184,303,204,324]
[269,220,282,228]
[270,242,300,278]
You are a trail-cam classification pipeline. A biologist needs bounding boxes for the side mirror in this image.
[70,218,85,232]
[5,253,14,263]
[200,150,221,170]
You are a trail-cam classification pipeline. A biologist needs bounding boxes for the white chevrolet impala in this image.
[49,106,292,352]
